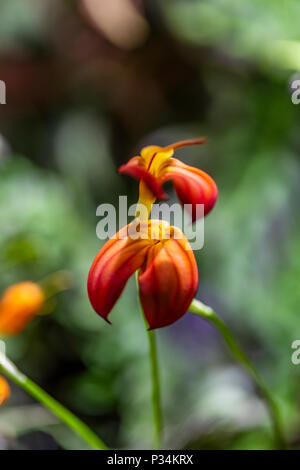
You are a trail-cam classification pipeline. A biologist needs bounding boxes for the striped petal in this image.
[162,158,218,221]
[87,224,150,322]
[138,226,198,329]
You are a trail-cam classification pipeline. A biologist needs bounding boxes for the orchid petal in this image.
[87,224,150,322]
[162,158,218,221]
[118,156,166,199]
[138,226,198,329]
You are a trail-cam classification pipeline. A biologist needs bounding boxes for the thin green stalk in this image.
[146,328,163,449]
[0,350,107,450]
[189,299,286,449]
[136,273,163,449]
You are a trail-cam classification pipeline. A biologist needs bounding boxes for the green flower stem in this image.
[0,350,108,450]
[136,273,163,449]
[189,299,286,449]
[146,328,163,449]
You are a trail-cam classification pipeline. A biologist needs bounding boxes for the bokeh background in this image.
[1,0,300,450]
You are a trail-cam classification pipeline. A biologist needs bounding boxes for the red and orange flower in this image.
[88,220,198,329]
[119,138,218,221]
[88,137,218,329]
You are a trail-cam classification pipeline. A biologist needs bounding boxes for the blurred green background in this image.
[1,0,300,450]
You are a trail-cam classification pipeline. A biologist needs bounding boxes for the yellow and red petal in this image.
[87,224,151,322]
[138,226,198,329]
[162,158,218,221]
[118,156,166,199]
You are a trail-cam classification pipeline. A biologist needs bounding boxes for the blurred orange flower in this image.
[0,282,45,335]
[88,220,198,329]
[119,138,218,221]
[0,376,10,405]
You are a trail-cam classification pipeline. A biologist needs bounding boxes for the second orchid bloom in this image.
[119,138,218,221]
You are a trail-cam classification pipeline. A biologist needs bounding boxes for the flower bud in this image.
[0,376,10,405]
[0,282,45,335]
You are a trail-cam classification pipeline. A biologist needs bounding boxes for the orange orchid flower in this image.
[118,138,218,221]
[87,220,198,329]
[0,376,10,405]
[0,282,45,336]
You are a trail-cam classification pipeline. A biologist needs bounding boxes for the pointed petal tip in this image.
[164,137,207,151]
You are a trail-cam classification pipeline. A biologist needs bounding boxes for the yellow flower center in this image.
[136,146,174,220]
[140,146,174,176]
